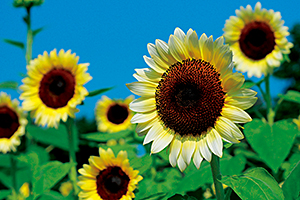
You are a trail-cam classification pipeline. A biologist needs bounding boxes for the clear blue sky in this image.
[0,0,299,118]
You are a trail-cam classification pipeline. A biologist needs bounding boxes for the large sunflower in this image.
[95,95,134,133]
[223,2,293,78]
[0,92,27,154]
[19,49,92,128]
[78,148,143,200]
[126,28,257,171]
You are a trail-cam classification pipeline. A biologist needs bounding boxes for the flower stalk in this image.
[210,154,224,200]
[65,118,79,195]
[25,6,33,65]
[10,154,18,199]
[265,75,275,126]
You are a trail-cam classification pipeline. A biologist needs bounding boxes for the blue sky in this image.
[0,0,299,118]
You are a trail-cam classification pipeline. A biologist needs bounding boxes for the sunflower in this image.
[126,28,257,171]
[223,2,293,78]
[0,92,27,154]
[78,148,143,200]
[95,95,134,133]
[19,49,92,128]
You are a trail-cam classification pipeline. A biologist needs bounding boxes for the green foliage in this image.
[0,190,11,200]
[282,161,300,200]
[244,119,298,172]
[3,39,24,50]
[130,155,153,175]
[0,167,31,190]
[32,161,72,199]
[281,153,300,179]
[279,90,300,104]
[38,191,66,200]
[221,168,284,200]
[27,123,79,152]
[168,194,198,200]
[241,80,256,89]
[32,27,44,38]
[13,0,44,8]
[0,81,18,90]
[87,87,114,97]
[81,129,132,142]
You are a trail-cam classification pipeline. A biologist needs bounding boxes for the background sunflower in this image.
[19,49,92,128]
[78,148,143,200]
[95,95,134,133]
[223,2,293,78]
[0,92,27,154]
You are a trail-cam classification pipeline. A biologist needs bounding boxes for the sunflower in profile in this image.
[223,2,293,78]
[78,148,143,200]
[19,49,92,128]
[0,92,27,154]
[95,95,134,133]
[127,28,257,171]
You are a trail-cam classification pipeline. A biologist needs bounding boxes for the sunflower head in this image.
[95,95,134,133]
[0,92,27,154]
[19,49,92,128]
[223,2,293,78]
[78,148,143,200]
[127,28,257,171]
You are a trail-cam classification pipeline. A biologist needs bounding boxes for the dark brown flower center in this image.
[155,59,225,137]
[239,21,275,60]
[107,104,129,125]
[96,166,130,200]
[39,68,75,109]
[0,106,20,139]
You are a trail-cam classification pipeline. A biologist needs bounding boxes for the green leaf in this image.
[27,123,79,152]
[224,187,232,200]
[224,142,233,149]
[282,153,300,179]
[0,167,31,190]
[0,81,18,90]
[32,27,44,37]
[279,90,300,104]
[282,161,300,200]
[0,154,11,168]
[38,190,65,200]
[244,119,298,172]
[241,80,256,89]
[87,87,114,97]
[32,161,72,199]
[0,190,11,200]
[130,155,153,175]
[220,154,246,176]
[81,129,132,142]
[167,194,198,200]
[3,39,24,49]
[221,168,284,200]
[17,151,39,172]
[174,162,212,195]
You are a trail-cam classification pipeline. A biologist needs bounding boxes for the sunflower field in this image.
[0,1,300,200]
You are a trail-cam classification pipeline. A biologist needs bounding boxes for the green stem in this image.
[265,75,274,126]
[210,154,224,200]
[25,6,33,65]
[10,154,18,199]
[65,118,79,195]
